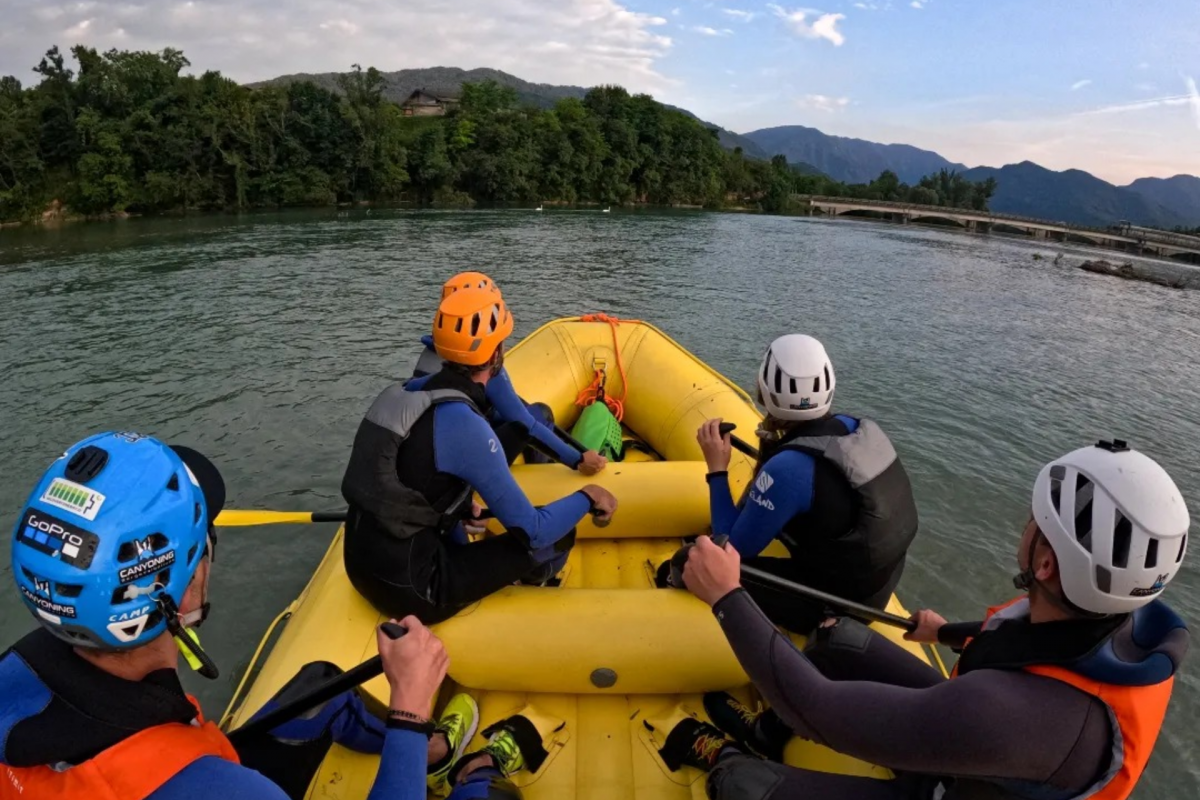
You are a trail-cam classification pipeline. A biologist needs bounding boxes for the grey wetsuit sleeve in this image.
[712,589,1112,791]
[803,617,946,689]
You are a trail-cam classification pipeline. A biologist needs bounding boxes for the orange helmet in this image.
[433,286,514,366]
[441,271,498,300]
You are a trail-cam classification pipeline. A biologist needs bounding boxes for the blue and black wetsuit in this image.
[342,368,591,623]
[412,336,583,468]
[706,414,918,632]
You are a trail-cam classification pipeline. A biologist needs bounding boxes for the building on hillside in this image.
[400,89,459,116]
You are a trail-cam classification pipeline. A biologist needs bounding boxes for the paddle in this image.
[740,562,980,646]
[216,506,612,528]
[717,422,760,459]
[227,621,407,745]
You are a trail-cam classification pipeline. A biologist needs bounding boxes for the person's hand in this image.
[464,501,487,535]
[578,450,608,476]
[580,485,618,524]
[378,616,448,719]
[682,535,742,606]
[696,419,732,473]
[904,609,948,644]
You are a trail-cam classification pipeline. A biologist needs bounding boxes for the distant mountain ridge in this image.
[742,125,966,184]
[251,66,768,159]
[1124,175,1200,225]
[958,162,1195,229]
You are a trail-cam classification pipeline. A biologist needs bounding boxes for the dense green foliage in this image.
[1,46,997,222]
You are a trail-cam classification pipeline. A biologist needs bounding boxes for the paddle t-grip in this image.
[718,422,737,437]
[379,621,408,640]
[668,534,731,587]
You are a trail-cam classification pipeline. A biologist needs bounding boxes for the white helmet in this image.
[1033,440,1189,615]
[756,335,835,422]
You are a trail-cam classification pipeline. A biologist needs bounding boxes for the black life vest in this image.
[341,370,485,540]
[771,415,918,603]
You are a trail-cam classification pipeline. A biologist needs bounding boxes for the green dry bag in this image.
[571,402,624,461]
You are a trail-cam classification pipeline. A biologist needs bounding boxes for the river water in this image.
[1,209,1197,796]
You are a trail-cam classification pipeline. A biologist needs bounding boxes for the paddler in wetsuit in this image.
[663,440,1189,800]
[341,285,618,623]
[410,271,607,475]
[0,431,529,800]
[693,333,919,632]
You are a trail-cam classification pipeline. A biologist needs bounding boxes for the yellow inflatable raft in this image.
[221,316,944,799]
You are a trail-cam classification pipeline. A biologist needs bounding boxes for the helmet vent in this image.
[1072,476,1094,543]
[812,377,820,393]
[824,365,831,390]
[56,583,82,598]
[65,446,109,483]
[773,366,783,394]
[455,317,464,333]
[789,378,798,394]
[470,313,481,336]
[1112,512,1132,569]
[761,355,771,384]
[1178,534,1187,564]
[1095,565,1112,594]
[188,543,200,564]
[194,502,202,523]
[167,474,180,491]
[1144,538,1159,569]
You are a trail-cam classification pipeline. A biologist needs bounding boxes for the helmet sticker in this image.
[16,509,100,569]
[118,542,176,585]
[39,477,106,521]
[19,585,78,619]
[107,605,154,642]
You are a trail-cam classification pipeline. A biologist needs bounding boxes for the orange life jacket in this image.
[953,597,1173,800]
[0,697,238,800]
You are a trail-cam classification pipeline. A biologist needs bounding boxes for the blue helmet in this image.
[11,432,225,651]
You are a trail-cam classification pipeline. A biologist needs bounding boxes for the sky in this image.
[2,0,1199,184]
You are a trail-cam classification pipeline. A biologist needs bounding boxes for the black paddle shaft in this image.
[739,564,918,632]
[717,422,760,459]
[227,622,407,746]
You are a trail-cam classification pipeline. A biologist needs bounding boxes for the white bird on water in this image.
[535,204,544,212]
[602,206,611,213]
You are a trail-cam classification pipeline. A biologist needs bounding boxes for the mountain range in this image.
[253,66,1200,229]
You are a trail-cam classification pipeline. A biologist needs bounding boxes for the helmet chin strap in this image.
[156,542,219,679]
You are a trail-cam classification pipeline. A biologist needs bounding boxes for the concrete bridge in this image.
[794,195,1200,263]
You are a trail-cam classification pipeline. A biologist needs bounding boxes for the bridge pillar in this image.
[1033,229,1048,240]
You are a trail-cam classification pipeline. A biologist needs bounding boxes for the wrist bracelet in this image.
[388,708,429,723]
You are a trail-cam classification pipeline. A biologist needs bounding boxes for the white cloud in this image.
[1070,79,1092,91]
[768,5,845,46]
[798,93,850,112]
[1134,82,1158,93]
[1186,76,1200,133]
[319,19,359,36]
[0,0,675,93]
[1077,94,1194,116]
[693,25,733,36]
[722,8,757,21]
[1136,62,1150,70]
[671,6,682,15]
[910,1,923,8]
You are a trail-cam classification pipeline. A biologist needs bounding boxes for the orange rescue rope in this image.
[574,313,634,422]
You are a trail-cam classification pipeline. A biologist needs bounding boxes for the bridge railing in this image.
[793,195,1120,236]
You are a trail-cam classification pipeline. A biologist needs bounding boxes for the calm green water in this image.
[2,209,1198,796]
